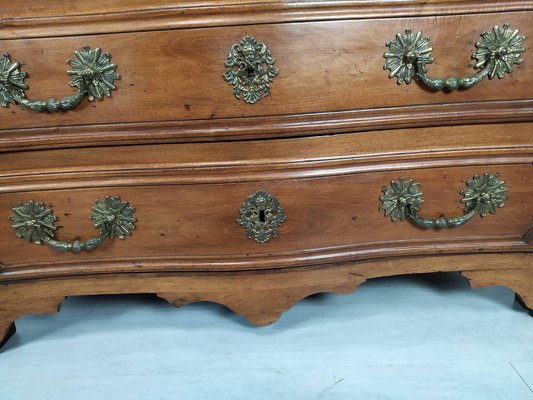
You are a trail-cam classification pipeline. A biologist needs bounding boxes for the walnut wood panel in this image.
[1,12,532,140]
[0,160,531,279]
[2,1,533,39]
[1,253,531,348]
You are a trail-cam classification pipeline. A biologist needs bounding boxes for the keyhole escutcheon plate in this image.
[237,190,286,243]
[223,35,279,104]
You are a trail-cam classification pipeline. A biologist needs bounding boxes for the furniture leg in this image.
[0,293,65,350]
[0,322,16,350]
[461,268,533,317]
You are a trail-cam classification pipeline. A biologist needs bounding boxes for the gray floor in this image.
[1,272,532,400]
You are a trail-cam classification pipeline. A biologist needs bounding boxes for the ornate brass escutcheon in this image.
[0,46,118,112]
[223,35,279,104]
[237,190,286,243]
[379,173,508,229]
[384,24,525,90]
[9,196,135,252]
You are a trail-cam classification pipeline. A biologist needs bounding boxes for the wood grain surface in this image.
[0,124,531,280]
[2,100,533,152]
[2,0,532,349]
[1,11,532,149]
[2,1,532,39]
[1,122,531,186]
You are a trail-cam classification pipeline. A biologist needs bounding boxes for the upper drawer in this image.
[1,10,532,149]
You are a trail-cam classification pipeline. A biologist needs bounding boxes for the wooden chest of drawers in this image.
[1,0,532,347]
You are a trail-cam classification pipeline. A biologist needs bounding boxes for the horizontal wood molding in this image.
[1,155,531,193]
[2,101,533,152]
[1,237,531,282]
[2,1,533,39]
[1,123,532,192]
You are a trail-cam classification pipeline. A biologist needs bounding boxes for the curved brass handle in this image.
[384,24,525,90]
[0,46,118,113]
[379,173,507,229]
[9,196,135,253]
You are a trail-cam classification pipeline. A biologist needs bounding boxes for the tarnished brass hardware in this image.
[9,196,135,252]
[379,173,507,229]
[0,46,118,112]
[384,24,525,90]
[237,190,286,243]
[223,35,279,104]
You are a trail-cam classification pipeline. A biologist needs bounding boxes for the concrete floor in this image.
[1,272,532,400]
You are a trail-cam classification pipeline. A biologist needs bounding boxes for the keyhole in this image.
[247,66,255,79]
[259,209,266,223]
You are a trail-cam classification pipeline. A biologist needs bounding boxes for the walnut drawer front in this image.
[1,9,532,150]
[0,124,531,280]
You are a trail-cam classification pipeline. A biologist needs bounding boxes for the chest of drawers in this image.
[1,0,532,348]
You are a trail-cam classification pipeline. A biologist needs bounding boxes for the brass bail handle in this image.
[384,24,525,90]
[379,173,508,229]
[9,196,135,253]
[0,46,119,113]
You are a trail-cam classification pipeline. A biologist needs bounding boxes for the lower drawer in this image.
[0,124,532,279]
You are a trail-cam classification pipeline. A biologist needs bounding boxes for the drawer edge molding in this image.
[2,235,531,281]
[3,1,533,40]
[1,100,532,151]
[1,155,531,194]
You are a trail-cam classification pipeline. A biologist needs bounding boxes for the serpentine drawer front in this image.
[1,124,532,278]
[1,9,533,150]
[1,0,532,348]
